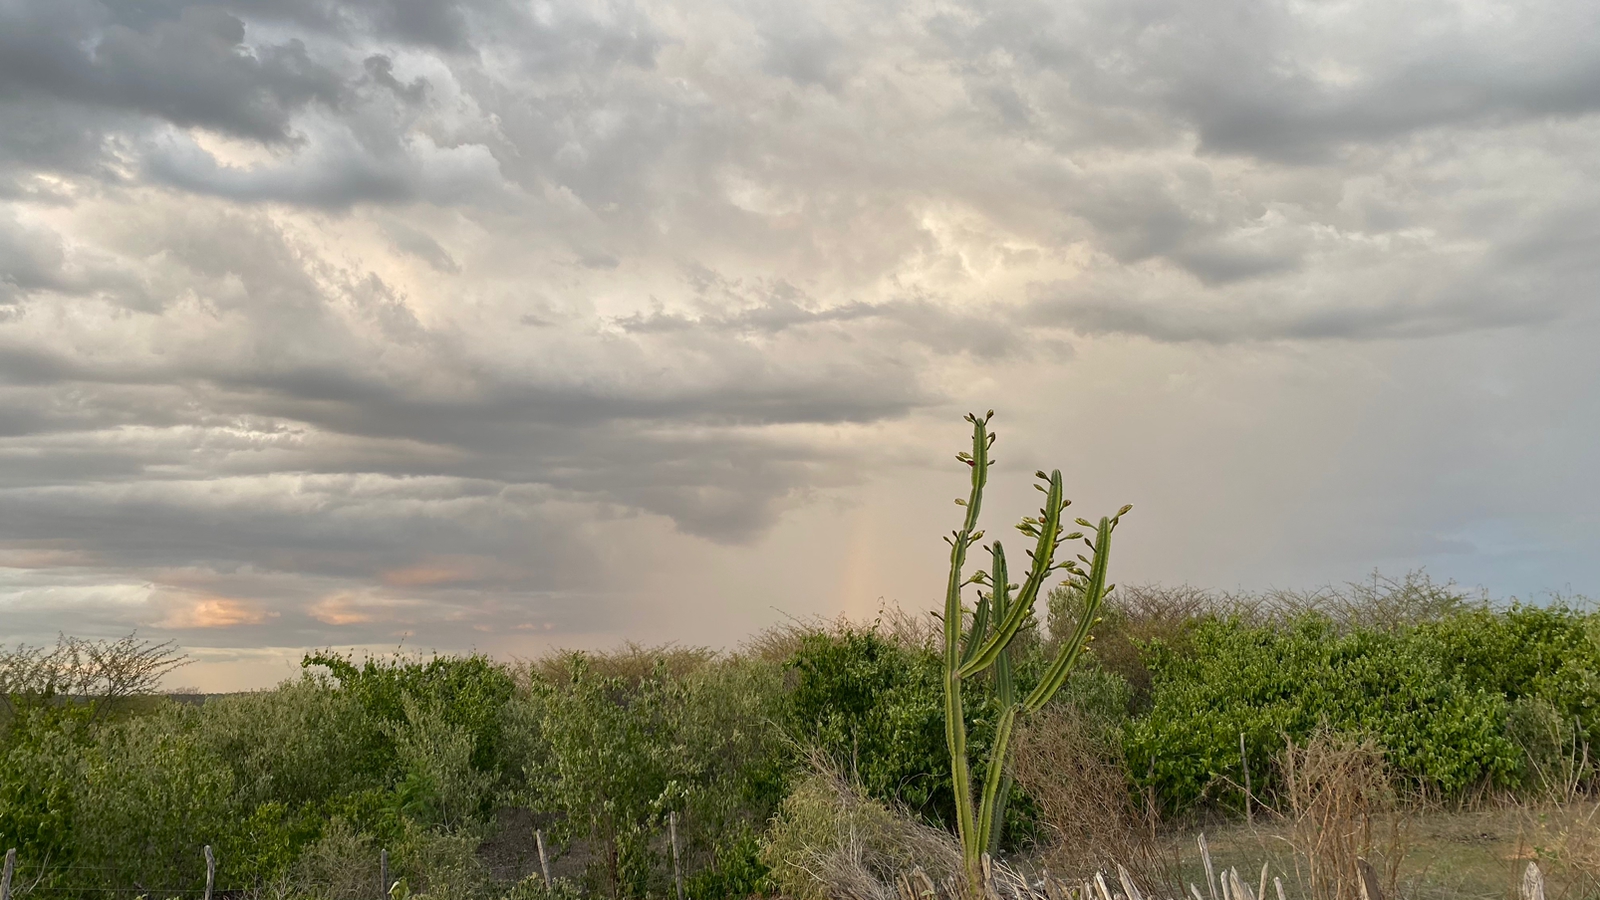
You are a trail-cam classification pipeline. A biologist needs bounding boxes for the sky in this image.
[1,0,1597,690]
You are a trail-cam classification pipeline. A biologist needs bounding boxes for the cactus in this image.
[942,411,1130,886]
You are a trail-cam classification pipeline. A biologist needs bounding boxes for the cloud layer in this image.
[2,0,1597,687]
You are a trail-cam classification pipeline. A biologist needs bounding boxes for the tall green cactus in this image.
[942,411,1130,886]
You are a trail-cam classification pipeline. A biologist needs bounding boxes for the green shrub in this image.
[0,704,90,880]
[303,650,517,787]
[524,653,693,899]
[684,829,772,900]
[73,704,237,891]
[196,675,375,811]
[1127,614,1533,812]
[782,628,951,822]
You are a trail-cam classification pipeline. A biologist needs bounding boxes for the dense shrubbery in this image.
[1125,597,1600,813]
[1,576,1596,897]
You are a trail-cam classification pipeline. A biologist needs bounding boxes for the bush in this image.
[1009,694,1151,882]
[518,648,788,900]
[73,704,237,892]
[196,675,375,811]
[0,704,90,882]
[1124,607,1600,812]
[781,628,952,824]
[760,768,961,900]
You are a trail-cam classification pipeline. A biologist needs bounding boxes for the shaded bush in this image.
[760,766,962,900]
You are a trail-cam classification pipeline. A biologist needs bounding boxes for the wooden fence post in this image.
[535,829,552,890]
[381,849,390,898]
[203,845,215,900]
[1355,857,1383,900]
[669,811,685,900]
[1240,732,1253,826]
[2,847,16,900]
[1521,861,1546,900]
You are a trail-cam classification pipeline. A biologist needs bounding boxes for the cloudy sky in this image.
[2,0,1597,689]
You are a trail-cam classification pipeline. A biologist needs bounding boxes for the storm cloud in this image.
[1,0,1596,687]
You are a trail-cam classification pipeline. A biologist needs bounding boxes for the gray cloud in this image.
[1,0,1597,676]
[0,3,345,142]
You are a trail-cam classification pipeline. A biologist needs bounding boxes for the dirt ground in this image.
[1156,801,1600,900]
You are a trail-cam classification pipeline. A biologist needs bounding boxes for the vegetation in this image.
[0,574,1596,899]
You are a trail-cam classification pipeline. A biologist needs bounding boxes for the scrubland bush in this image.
[74,705,237,891]
[1124,590,1599,814]
[761,767,962,900]
[1278,731,1403,900]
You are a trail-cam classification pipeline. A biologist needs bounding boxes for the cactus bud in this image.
[1075,517,1092,528]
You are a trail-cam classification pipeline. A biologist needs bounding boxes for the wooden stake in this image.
[1198,834,1218,900]
[1355,857,1383,900]
[1,847,15,900]
[203,845,215,900]
[669,812,685,900]
[381,849,389,898]
[536,829,552,890]
[1521,861,1546,900]
[1240,732,1253,826]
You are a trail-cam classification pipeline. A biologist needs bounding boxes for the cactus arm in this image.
[984,606,1017,855]
[960,590,992,668]
[961,544,1008,666]
[1022,510,1127,714]
[974,700,1018,856]
[944,412,993,869]
[958,472,1067,678]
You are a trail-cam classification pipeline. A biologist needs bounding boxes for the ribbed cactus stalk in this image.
[942,411,1130,888]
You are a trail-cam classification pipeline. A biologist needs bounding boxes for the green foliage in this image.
[526,654,684,898]
[500,875,585,900]
[684,830,772,900]
[0,703,91,877]
[195,675,375,810]
[783,628,950,819]
[1418,603,1600,742]
[73,704,236,891]
[518,650,789,900]
[1124,607,1600,813]
[303,650,518,787]
[1,588,1594,897]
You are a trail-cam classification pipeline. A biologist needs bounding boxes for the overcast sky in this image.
[2,0,1597,689]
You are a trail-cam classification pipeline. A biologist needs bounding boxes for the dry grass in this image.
[743,605,945,664]
[1010,704,1171,889]
[1276,731,1407,900]
[523,643,719,687]
[1550,801,1600,890]
[762,763,964,900]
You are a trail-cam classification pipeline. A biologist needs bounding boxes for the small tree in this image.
[940,412,1129,886]
[0,632,188,720]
